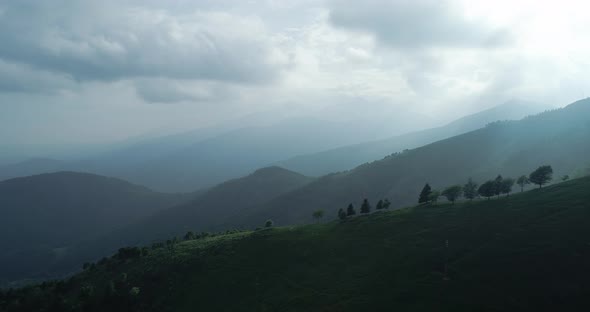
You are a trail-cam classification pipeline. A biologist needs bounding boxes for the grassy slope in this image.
[4,177,590,311]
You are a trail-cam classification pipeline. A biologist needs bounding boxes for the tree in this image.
[442,185,463,205]
[383,199,391,209]
[500,178,515,197]
[463,178,478,201]
[265,219,274,228]
[516,175,530,193]
[418,183,432,204]
[529,165,553,188]
[562,175,570,182]
[429,190,441,205]
[478,180,496,200]
[338,208,347,220]
[346,203,356,216]
[183,231,195,241]
[376,199,384,210]
[493,175,503,199]
[360,199,371,214]
[312,209,325,223]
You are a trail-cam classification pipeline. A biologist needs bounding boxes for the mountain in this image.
[239,98,590,227]
[5,176,590,311]
[0,172,189,284]
[118,116,431,192]
[277,100,546,176]
[0,158,65,181]
[0,111,434,192]
[0,167,312,286]
[73,167,314,256]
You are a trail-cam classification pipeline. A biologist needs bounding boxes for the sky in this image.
[1,0,589,145]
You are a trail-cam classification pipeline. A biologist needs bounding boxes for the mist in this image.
[2,0,588,151]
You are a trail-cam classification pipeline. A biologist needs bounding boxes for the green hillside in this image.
[4,176,590,311]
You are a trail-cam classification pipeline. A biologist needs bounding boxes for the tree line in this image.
[418,165,554,205]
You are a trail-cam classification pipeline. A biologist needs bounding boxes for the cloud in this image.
[134,79,238,104]
[328,0,510,49]
[0,1,287,84]
[0,60,73,93]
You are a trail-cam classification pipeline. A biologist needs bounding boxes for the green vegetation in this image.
[312,210,325,223]
[441,185,462,205]
[337,208,347,220]
[418,183,432,204]
[265,219,274,228]
[463,178,478,201]
[517,175,530,192]
[346,203,356,216]
[4,176,590,311]
[360,199,371,214]
[529,165,553,188]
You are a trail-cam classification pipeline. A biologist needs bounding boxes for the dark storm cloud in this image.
[328,0,510,49]
[0,1,282,86]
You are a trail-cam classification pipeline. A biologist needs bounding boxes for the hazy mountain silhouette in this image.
[277,100,545,176]
[0,172,189,283]
[1,112,432,192]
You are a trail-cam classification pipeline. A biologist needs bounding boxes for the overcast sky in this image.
[1,0,589,145]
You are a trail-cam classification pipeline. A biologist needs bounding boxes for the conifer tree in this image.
[346,203,356,216]
[360,199,371,214]
[338,208,347,220]
[376,199,384,210]
[419,183,432,204]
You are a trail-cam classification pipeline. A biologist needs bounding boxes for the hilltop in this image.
[4,176,590,311]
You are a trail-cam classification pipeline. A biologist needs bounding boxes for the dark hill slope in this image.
[51,167,314,275]
[242,98,590,227]
[0,172,188,284]
[113,166,314,244]
[5,176,590,311]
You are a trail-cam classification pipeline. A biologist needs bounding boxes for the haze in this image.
[1,0,589,150]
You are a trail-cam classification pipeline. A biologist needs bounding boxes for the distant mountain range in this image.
[0,101,542,192]
[277,100,546,176]
[0,110,433,192]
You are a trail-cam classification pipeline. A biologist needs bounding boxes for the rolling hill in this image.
[0,167,313,286]
[4,175,590,311]
[0,172,189,285]
[64,167,314,261]
[277,100,545,176]
[239,98,590,227]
